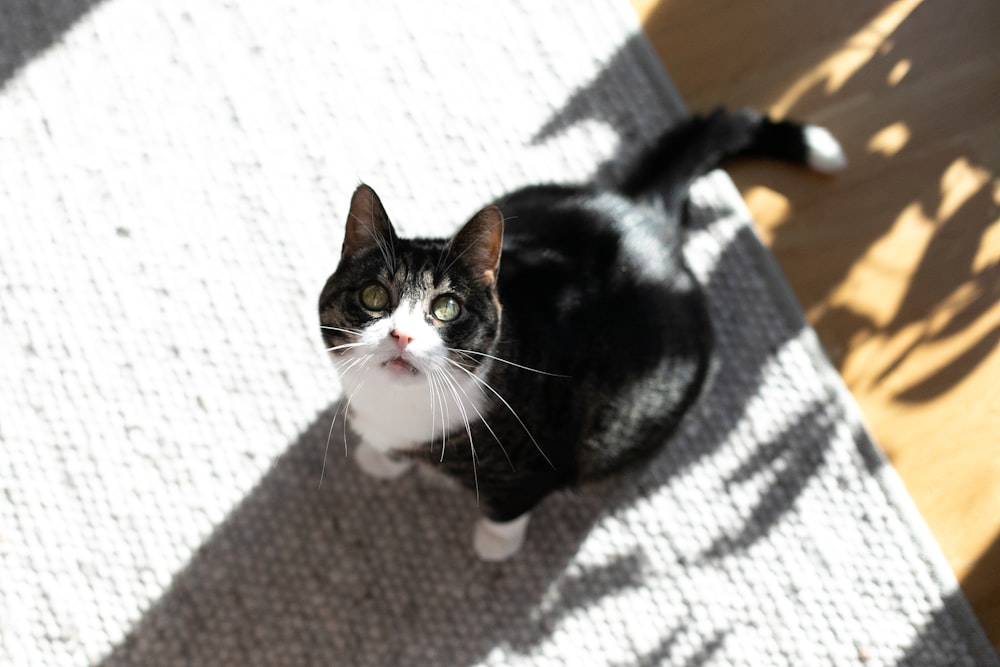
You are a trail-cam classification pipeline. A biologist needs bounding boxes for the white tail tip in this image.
[804,125,848,173]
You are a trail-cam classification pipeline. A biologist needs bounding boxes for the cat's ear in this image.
[450,206,504,285]
[342,184,397,259]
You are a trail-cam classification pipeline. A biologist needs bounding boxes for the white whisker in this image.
[326,341,368,354]
[433,366,480,504]
[445,357,555,471]
[341,371,370,455]
[449,347,571,378]
[319,354,373,489]
[435,361,514,472]
[426,369,450,456]
[331,353,369,376]
[428,369,451,462]
[320,411,340,490]
[320,325,364,336]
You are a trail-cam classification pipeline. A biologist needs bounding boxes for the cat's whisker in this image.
[424,370,438,452]
[320,325,364,337]
[326,341,368,354]
[428,370,456,461]
[425,373,447,455]
[331,355,366,377]
[433,366,480,504]
[428,368,451,462]
[341,369,371,456]
[425,372,437,451]
[438,375,450,457]
[435,361,514,472]
[319,354,373,489]
[445,357,555,471]
[448,348,571,378]
[320,408,341,490]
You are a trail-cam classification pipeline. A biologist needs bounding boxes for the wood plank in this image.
[633,0,1000,651]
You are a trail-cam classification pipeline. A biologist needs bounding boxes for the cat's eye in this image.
[360,283,390,311]
[431,295,461,322]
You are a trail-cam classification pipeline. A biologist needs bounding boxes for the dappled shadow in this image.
[961,535,1000,656]
[899,589,1000,666]
[530,31,684,188]
[646,0,1000,407]
[641,0,1000,660]
[631,631,727,667]
[94,400,729,666]
[703,400,836,558]
[876,184,1000,402]
[95,404,613,665]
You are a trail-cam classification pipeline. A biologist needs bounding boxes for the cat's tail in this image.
[617,107,846,203]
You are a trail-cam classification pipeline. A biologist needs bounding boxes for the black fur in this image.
[319,109,835,523]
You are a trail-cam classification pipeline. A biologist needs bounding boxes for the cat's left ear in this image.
[342,184,397,259]
[450,206,504,285]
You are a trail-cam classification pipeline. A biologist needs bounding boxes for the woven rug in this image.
[1,1,996,665]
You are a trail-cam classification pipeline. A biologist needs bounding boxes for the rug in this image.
[1,1,996,665]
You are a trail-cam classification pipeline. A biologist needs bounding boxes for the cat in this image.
[318,108,845,560]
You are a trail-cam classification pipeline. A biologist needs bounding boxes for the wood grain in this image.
[632,0,1000,651]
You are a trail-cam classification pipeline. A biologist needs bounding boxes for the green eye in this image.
[432,295,461,322]
[360,283,390,311]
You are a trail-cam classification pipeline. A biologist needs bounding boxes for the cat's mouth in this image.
[383,355,419,376]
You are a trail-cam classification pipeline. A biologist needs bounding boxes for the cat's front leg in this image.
[353,442,413,479]
[473,514,530,561]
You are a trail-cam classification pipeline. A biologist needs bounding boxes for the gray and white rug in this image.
[1,1,996,665]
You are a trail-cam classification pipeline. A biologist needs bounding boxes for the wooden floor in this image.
[632,0,1000,651]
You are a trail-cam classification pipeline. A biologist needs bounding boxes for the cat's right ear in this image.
[342,184,397,259]
[449,205,504,286]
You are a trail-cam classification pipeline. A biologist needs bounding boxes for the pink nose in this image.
[391,329,414,350]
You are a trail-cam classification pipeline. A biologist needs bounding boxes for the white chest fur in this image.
[332,296,492,452]
[342,364,488,452]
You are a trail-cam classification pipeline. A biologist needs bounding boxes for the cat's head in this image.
[319,184,504,385]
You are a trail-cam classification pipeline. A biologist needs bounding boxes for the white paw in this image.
[473,514,530,561]
[804,125,847,173]
[353,443,413,480]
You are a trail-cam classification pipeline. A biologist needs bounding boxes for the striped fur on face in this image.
[318,240,502,381]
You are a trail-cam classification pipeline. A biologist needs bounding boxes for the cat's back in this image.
[495,184,696,354]
[487,185,712,479]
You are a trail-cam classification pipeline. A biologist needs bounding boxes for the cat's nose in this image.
[391,329,415,350]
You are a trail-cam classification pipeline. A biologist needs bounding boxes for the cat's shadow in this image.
[96,401,666,666]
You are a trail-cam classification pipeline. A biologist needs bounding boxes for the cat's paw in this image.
[354,443,413,480]
[473,514,530,561]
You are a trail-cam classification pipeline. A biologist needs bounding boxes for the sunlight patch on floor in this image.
[937,157,991,222]
[741,186,790,243]
[770,0,923,116]
[886,58,912,86]
[867,121,911,157]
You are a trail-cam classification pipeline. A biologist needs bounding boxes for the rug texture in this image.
[1,1,996,666]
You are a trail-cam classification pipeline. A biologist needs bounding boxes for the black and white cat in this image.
[318,108,845,560]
